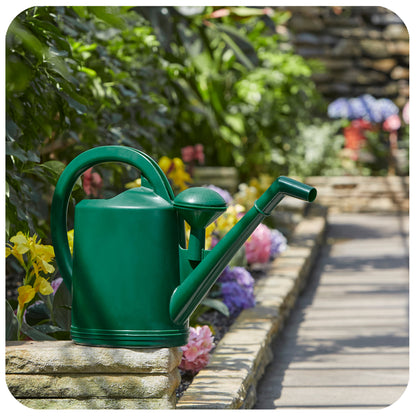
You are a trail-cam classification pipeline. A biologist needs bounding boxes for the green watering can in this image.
[51,146,317,347]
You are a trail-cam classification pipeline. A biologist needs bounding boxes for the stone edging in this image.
[6,341,182,409]
[177,206,328,409]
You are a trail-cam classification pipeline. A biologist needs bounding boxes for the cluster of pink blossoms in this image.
[179,325,215,374]
[245,223,287,264]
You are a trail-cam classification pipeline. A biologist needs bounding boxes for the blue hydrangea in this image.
[376,98,399,120]
[270,229,287,259]
[328,94,399,123]
[328,97,351,119]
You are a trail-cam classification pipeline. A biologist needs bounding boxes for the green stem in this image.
[45,295,55,325]
[16,305,25,341]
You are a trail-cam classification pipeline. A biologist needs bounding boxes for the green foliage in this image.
[6,5,327,238]
[134,6,326,179]
[285,119,347,177]
[6,282,72,341]
[6,6,176,239]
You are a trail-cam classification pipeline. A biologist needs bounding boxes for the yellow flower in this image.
[170,169,191,192]
[158,156,191,192]
[214,204,244,236]
[158,156,173,173]
[31,242,55,278]
[249,174,273,195]
[172,157,185,170]
[67,229,74,255]
[234,184,259,211]
[125,178,142,189]
[6,231,56,278]
[17,285,36,309]
[33,276,54,296]
[205,222,216,249]
[6,232,30,265]
[10,232,31,254]
[17,277,53,310]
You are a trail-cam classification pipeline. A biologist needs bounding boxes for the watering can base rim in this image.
[70,326,189,348]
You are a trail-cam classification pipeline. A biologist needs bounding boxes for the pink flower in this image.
[180,144,205,164]
[383,114,401,132]
[82,168,102,197]
[402,101,409,125]
[181,146,195,163]
[244,223,271,264]
[194,144,205,164]
[179,325,215,374]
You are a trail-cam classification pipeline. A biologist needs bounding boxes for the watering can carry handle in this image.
[51,145,174,289]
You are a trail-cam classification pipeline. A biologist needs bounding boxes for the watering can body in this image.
[71,188,187,346]
[51,145,316,348]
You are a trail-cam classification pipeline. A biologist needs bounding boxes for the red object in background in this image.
[181,144,205,164]
[343,119,372,160]
[82,168,103,197]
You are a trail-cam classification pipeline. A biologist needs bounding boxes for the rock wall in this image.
[6,341,182,409]
[306,176,409,213]
[279,6,409,107]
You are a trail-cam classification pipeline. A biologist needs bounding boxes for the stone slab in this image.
[6,341,182,409]
[6,341,182,374]
[17,395,177,410]
[7,372,180,399]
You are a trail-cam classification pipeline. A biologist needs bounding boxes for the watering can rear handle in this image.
[51,145,174,289]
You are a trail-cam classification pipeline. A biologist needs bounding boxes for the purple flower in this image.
[221,281,255,316]
[233,267,255,288]
[219,266,255,287]
[219,267,255,316]
[270,229,287,259]
[204,185,233,205]
[51,277,63,295]
[218,266,234,283]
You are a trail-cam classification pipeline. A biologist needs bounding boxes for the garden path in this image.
[255,212,409,410]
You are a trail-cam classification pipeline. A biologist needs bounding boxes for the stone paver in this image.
[255,213,409,409]
[177,212,327,409]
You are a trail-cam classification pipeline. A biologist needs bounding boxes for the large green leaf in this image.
[34,324,67,334]
[20,321,56,341]
[215,23,258,69]
[53,281,72,331]
[6,300,19,341]
[25,301,50,326]
[201,298,230,317]
[6,141,40,163]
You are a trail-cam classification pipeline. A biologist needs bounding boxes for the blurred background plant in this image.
[327,94,409,176]
[6,5,332,242]
[6,6,408,314]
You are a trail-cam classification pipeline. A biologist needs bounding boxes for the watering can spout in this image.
[169,176,317,326]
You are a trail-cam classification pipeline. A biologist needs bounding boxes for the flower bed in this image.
[5,146,301,404]
[173,179,306,398]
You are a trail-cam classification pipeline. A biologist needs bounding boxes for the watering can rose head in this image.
[51,146,316,348]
